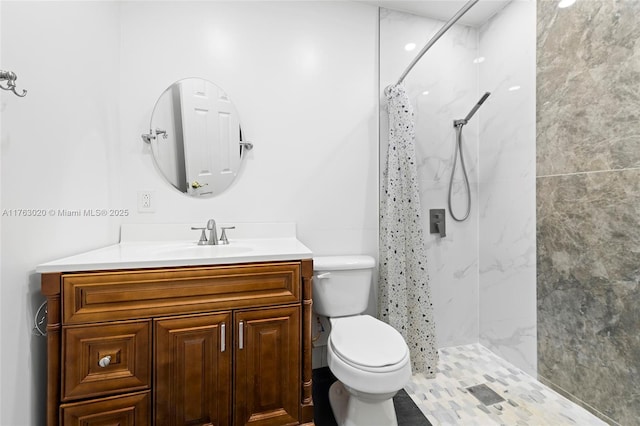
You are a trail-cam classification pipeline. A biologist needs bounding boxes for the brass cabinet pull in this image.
[221,322,226,352]
[98,355,111,368]
[238,321,244,350]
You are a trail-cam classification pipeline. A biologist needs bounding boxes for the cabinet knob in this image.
[98,355,112,368]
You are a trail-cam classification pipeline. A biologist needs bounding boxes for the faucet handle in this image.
[219,226,235,245]
[191,226,208,245]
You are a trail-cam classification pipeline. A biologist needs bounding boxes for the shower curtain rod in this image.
[393,0,479,87]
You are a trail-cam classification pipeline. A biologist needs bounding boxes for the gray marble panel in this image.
[537,170,640,425]
[537,0,640,176]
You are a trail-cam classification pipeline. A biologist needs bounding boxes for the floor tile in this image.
[405,344,609,426]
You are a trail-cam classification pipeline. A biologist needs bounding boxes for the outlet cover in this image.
[137,191,155,213]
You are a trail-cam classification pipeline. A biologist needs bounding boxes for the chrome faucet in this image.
[191,219,219,245]
[191,220,235,245]
[206,219,218,245]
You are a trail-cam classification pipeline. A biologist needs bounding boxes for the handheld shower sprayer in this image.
[454,92,491,128]
[448,92,491,222]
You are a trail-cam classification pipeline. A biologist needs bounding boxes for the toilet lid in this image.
[330,315,408,368]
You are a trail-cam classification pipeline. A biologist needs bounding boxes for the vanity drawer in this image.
[62,262,301,324]
[60,390,150,425]
[62,321,151,401]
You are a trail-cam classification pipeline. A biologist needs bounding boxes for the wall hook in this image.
[0,70,27,97]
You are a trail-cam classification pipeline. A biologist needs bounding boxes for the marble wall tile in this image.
[537,0,640,177]
[537,170,640,425]
[537,1,640,423]
[380,8,480,186]
[478,0,537,376]
[421,182,480,348]
[479,175,537,376]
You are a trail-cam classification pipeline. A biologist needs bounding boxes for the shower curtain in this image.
[379,84,438,377]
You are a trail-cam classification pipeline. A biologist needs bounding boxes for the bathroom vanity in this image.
[37,224,314,426]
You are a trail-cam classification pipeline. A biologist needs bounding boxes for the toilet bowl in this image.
[313,256,412,426]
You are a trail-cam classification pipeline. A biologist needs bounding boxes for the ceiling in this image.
[358,0,513,27]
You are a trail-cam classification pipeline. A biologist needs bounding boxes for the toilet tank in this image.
[313,255,375,317]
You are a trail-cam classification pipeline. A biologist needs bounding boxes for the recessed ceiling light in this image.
[405,43,417,51]
[508,85,521,91]
[473,56,485,64]
[422,91,430,95]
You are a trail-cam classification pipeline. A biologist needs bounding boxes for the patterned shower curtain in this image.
[379,83,438,377]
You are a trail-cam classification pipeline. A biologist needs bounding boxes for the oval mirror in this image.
[142,78,252,198]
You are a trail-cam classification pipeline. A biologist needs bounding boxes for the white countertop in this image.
[36,223,313,273]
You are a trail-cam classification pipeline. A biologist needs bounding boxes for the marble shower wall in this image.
[478,0,537,377]
[379,2,537,378]
[380,8,480,349]
[537,1,640,424]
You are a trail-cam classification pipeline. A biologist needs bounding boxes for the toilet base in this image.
[328,381,398,426]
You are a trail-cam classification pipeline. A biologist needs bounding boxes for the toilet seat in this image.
[329,315,409,373]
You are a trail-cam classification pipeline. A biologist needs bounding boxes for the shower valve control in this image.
[430,209,446,238]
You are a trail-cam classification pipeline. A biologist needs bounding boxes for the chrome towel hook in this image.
[0,70,27,97]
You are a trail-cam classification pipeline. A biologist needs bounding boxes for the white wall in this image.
[1,4,122,425]
[0,2,378,424]
[478,0,537,376]
[380,8,480,348]
[118,1,379,256]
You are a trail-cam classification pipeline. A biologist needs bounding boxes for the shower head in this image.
[454,91,491,127]
[477,91,491,105]
[463,91,491,122]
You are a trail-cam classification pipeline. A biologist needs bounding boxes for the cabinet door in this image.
[155,312,232,426]
[234,306,301,426]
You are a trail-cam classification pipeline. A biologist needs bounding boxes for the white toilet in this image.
[313,255,412,426]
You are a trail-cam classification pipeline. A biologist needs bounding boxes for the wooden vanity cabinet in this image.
[41,260,314,426]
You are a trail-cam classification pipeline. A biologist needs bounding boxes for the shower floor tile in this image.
[405,344,609,426]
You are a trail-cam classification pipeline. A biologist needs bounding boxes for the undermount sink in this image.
[149,242,252,257]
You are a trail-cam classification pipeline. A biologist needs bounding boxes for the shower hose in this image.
[448,124,471,222]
